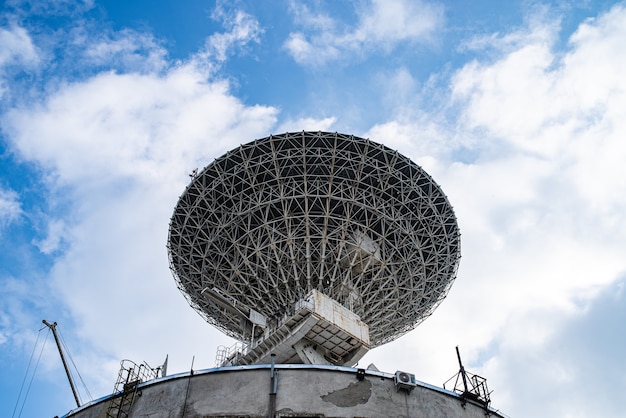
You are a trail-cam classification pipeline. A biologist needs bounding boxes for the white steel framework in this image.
[167,132,460,347]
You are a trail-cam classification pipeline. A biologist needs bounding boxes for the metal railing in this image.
[443,347,491,409]
[112,360,161,394]
[214,292,318,367]
[444,368,491,406]
[215,341,248,367]
[105,360,163,418]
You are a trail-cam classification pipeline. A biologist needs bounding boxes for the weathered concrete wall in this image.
[63,365,504,418]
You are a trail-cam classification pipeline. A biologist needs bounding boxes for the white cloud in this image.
[0,275,56,360]
[2,2,625,416]
[4,0,94,16]
[481,278,626,417]
[355,0,442,44]
[364,116,457,169]
[0,187,22,228]
[287,0,337,31]
[383,67,418,101]
[32,218,66,254]
[198,4,263,64]
[0,4,277,401]
[0,23,39,98]
[458,5,561,56]
[451,3,626,229]
[2,52,279,397]
[0,24,38,68]
[284,0,444,66]
[5,66,276,188]
[360,5,626,416]
[81,28,169,73]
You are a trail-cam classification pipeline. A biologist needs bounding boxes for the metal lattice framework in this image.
[167,132,460,347]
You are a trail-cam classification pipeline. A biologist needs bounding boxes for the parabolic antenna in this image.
[168,132,460,365]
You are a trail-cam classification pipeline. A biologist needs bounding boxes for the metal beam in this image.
[42,320,81,408]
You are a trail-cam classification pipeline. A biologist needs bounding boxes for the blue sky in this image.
[1,1,625,417]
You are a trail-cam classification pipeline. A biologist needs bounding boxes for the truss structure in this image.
[168,132,460,347]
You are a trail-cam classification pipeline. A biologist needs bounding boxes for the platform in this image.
[217,290,370,367]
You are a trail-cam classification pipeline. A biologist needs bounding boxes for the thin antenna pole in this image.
[42,320,81,407]
[455,346,469,395]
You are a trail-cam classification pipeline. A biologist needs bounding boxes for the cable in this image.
[58,327,92,402]
[12,326,46,418]
[15,327,50,418]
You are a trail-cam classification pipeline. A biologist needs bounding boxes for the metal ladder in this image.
[105,360,159,418]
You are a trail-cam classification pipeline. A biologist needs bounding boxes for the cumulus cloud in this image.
[3,59,278,378]
[361,5,626,416]
[2,2,625,416]
[482,277,626,417]
[284,0,444,66]
[0,5,277,400]
[5,68,276,186]
[452,3,626,227]
[4,74,277,402]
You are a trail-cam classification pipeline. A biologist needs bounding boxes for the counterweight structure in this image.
[167,131,461,365]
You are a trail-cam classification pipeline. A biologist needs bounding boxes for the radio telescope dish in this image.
[167,132,460,348]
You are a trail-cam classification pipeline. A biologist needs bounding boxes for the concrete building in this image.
[61,364,505,418]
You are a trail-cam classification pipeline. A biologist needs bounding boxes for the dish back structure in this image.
[167,131,460,348]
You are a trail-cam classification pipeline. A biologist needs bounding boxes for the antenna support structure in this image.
[42,320,81,408]
[167,132,461,367]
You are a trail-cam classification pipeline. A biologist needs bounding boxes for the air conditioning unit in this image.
[394,370,417,393]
